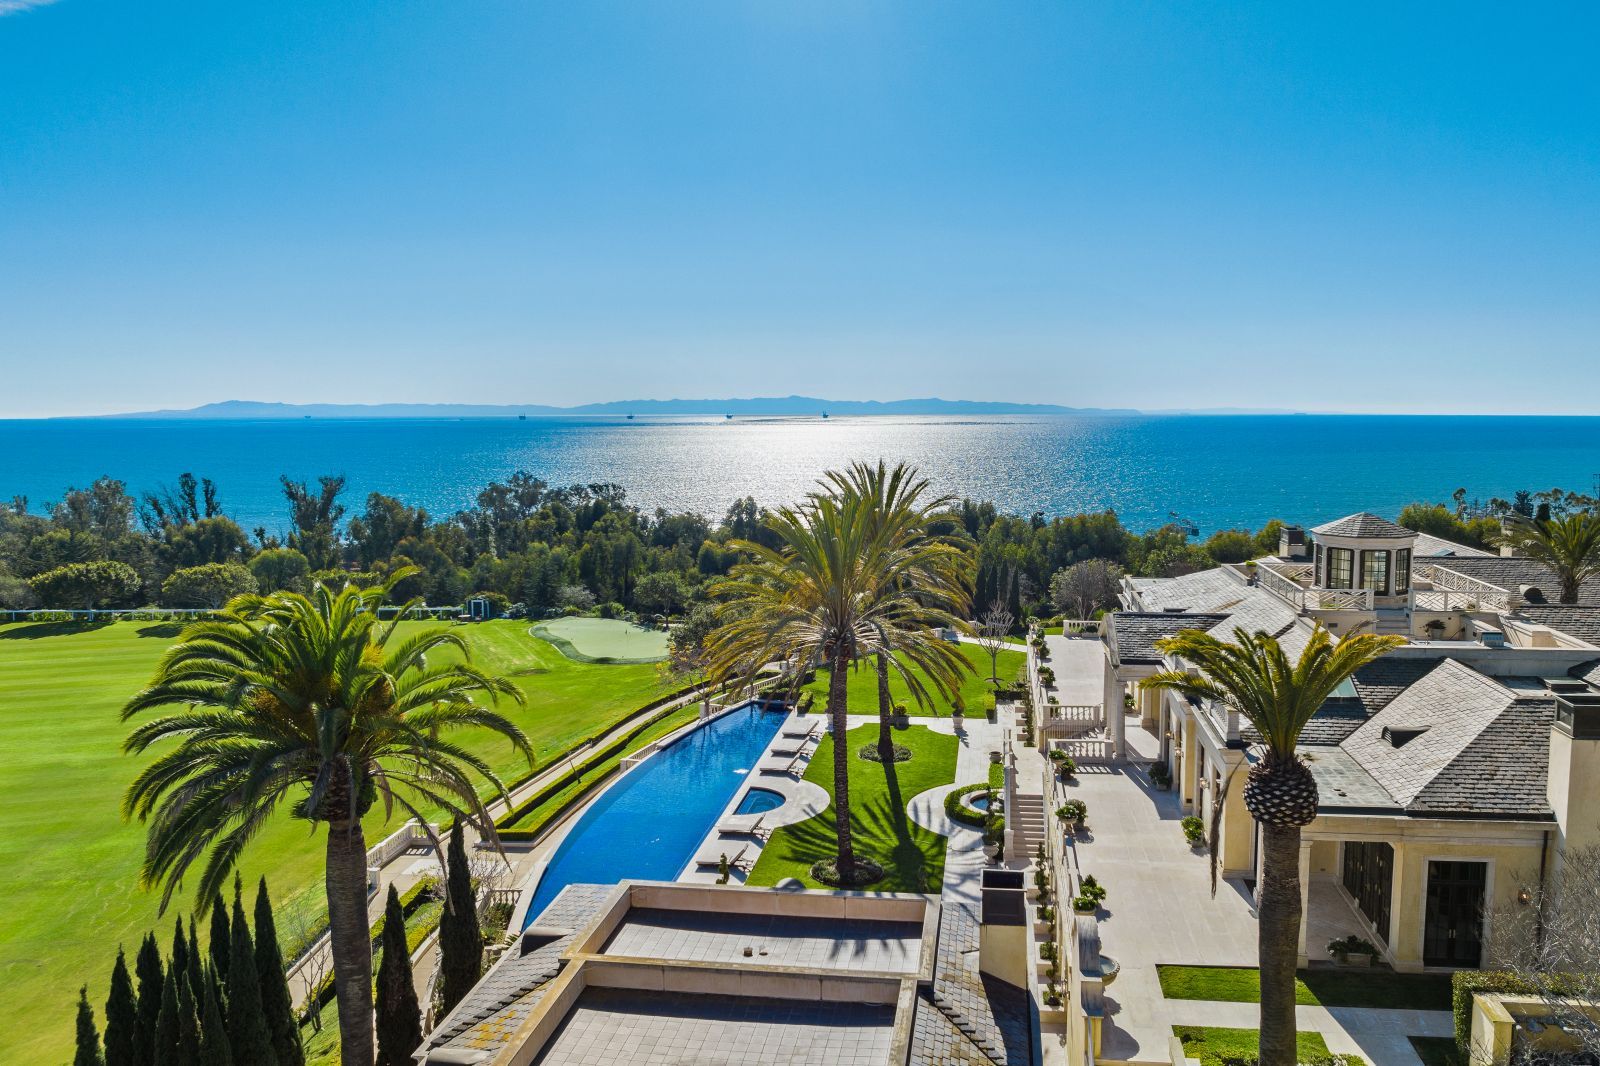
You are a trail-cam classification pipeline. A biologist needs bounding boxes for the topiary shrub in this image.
[857,742,913,763]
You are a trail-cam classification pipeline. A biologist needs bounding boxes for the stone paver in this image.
[530,988,896,1065]
[1043,634,1107,708]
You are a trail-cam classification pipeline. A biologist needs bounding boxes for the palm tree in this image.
[823,461,974,761]
[707,465,973,881]
[1141,626,1401,1066]
[1493,512,1600,603]
[121,572,530,1066]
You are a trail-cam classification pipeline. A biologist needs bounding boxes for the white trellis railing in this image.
[1416,565,1514,610]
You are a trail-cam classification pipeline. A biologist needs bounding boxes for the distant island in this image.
[85,397,1296,420]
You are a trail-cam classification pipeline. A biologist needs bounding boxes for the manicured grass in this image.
[529,616,668,662]
[799,643,1026,716]
[1173,1025,1331,1066]
[1158,964,1453,1011]
[745,724,958,892]
[1408,1037,1463,1066]
[0,619,664,1064]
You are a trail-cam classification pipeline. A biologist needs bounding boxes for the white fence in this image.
[1060,619,1103,637]
[1415,564,1513,610]
[1052,736,1114,763]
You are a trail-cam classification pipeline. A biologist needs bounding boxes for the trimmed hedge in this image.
[944,783,994,829]
[1449,970,1583,1055]
[495,702,701,840]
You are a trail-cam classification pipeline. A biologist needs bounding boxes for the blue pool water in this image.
[733,786,786,816]
[522,703,787,926]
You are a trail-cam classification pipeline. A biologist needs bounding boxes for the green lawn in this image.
[0,619,665,1065]
[1158,964,1453,1011]
[1173,1025,1331,1066]
[529,616,668,663]
[799,643,1026,716]
[745,724,958,892]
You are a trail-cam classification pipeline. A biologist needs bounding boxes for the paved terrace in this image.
[601,907,923,973]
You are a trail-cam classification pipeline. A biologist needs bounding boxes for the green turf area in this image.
[530,616,669,662]
[1408,1037,1462,1066]
[1173,1025,1331,1066]
[799,643,1025,716]
[0,619,664,1064]
[1157,964,1453,1011]
[745,723,957,892]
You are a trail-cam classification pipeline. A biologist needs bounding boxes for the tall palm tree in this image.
[824,461,974,761]
[1141,626,1401,1066]
[707,466,973,881]
[121,573,530,1066]
[1493,512,1600,604]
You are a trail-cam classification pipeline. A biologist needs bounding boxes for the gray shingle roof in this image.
[1311,512,1415,538]
[1125,567,1252,613]
[1305,746,1400,810]
[1514,606,1600,646]
[1108,612,1229,665]
[1409,700,1555,817]
[1412,531,1493,558]
[1424,557,1600,605]
[911,902,1032,1066]
[1350,657,1444,714]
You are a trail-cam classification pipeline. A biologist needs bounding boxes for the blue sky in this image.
[1,2,1596,416]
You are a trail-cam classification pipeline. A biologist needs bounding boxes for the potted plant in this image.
[983,818,1005,864]
[1071,892,1098,915]
[1056,799,1087,830]
[1327,935,1379,966]
[1049,750,1078,781]
[891,702,910,728]
[1148,762,1172,790]
[1078,873,1108,908]
[1181,815,1205,848]
[950,695,966,723]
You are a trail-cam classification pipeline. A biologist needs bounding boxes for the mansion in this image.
[1103,513,1600,972]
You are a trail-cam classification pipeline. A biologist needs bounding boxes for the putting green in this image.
[530,617,669,663]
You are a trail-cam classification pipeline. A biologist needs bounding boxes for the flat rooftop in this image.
[601,906,923,973]
[529,987,896,1066]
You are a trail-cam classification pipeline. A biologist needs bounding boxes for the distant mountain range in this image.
[91,397,1296,419]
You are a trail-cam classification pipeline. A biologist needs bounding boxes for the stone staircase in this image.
[1010,791,1046,856]
[1373,608,1411,636]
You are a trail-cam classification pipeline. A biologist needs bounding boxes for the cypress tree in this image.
[374,886,421,1066]
[208,894,231,986]
[154,969,181,1066]
[176,981,202,1066]
[187,918,207,1010]
[76,986,105,1066]
[199,970,233,1066]
[168,920,190,1003]
[225,894,275,1066]
[253,879,303,1066]
[133,934,164,1066]
[105,947,139,1066]
[437,822,482,1015]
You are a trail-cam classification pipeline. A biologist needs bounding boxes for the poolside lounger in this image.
[693,843,749,871]
[781,720,821,739]
[717,813,768,838]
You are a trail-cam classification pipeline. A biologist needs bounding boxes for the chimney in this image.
[1500,518,1519,558]
[1548,692,1600,881]
[1278,525,1308,561]
[978,868,1029,988]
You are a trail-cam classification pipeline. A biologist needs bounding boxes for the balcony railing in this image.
[1415,564,1514,611]
[1256,565,1374,610]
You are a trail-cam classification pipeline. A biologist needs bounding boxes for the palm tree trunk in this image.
[326,817,376,1066]
[830,646,857,876]
[875,652,895,763]
[1257,822,1303,1066]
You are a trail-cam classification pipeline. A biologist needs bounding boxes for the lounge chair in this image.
[694,843,749,871]
[717,813,768,838]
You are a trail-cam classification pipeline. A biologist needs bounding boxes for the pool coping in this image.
[508,700,782,933]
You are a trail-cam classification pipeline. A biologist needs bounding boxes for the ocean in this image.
[3,414,1599,535]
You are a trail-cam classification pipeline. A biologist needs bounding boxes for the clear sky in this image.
[1,2,1596,417]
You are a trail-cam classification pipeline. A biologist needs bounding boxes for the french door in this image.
[1423,861,1486,967]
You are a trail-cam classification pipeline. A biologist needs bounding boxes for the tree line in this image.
[1,470,1288,623]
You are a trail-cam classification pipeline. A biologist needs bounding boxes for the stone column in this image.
[1104,654,1125,759]
[1297,839,1313,967]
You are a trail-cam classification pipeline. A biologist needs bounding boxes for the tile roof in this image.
[1125,568,1252,613]
[1409,700,1555,817]
[1311,512,1415,539]
[1513,606,1600,646]
[1349,657,1444,714]
[423,884,614,1056]
[1108,612,1229,665]
[911,902,1032,1066]
[1341,659,1516,806]
[1424,557,1600,605]
[1412,531,1493,558]
[1203,593,1300,645]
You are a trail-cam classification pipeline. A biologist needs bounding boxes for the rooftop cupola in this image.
[1308,512,1417,603]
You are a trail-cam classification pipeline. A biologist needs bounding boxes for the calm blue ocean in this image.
[3,415,1598,535]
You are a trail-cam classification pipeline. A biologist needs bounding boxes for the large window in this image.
[1393,548,1411,593]
[1314,543,1325,584]
[1361,550,1390,595]
[1341,841,1394,945]
[1326,548,1354,589]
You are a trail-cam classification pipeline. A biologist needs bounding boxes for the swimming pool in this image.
[732,786,786,816]
[522,703,787,926]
